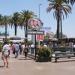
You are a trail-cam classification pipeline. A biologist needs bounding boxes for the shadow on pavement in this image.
[53,59,75,63]
[18,58,33,60]
[0,66,4,68]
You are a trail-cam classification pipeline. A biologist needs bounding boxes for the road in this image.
[0,54,75,75]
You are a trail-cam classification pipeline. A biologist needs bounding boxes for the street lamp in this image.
[38,4,42,46]
[39,4,42,19]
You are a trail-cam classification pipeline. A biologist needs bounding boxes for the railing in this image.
[51,47,75,62]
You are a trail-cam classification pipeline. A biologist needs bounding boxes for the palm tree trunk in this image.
[59,11,62,39]
[57,10,60,39]
[5,24,7,41]
[25,20,28,45]
[24,25,27,43]
[24,21,28,58]
[14,23,17,36]
[60,20,62,39]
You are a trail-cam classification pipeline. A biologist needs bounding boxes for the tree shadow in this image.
[18,57,33,60]
[0,65,4,68]
[52,58,75,63]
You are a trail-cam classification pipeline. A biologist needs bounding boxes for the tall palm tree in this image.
[47,0,71,39]
[0,14,3,25]
[64,0,75,5]
[12,12,20,36]
[48,0,75,5]
[2,16,9,40]
[20,10,34,44]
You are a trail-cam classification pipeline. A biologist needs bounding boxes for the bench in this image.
[51,47,75,62]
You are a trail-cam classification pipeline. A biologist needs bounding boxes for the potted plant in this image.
[37,46,51,62]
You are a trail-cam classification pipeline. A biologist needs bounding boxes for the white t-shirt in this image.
[44,44,47,47]
[2,44,10,55]
[31,44,34,48]
[22,45,25,51]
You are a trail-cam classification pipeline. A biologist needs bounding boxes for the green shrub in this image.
[37,46,51,62]
[0,42,3,52]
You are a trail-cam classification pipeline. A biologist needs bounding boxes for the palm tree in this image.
[12,12,20,36]
[0,14,3,25]
[2,15,9,40]
[20,10,34,44]
[47,0,71,39]
[48,0,75,5]
[64,0,75,5]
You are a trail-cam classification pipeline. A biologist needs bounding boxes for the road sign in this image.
[36,35,44,41]
[27,31,44,35]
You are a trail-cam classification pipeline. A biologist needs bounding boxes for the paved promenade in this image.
[0,54,75,75]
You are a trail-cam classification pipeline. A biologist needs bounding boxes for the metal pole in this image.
[35,34,36,60]
[38,4,42,46]
[39,4,41,19]
[25,21,28,45]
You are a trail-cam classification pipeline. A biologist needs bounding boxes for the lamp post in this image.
[38,4,42,46]
[39,4,42,19]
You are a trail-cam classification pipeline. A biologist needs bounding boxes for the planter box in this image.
[36,57,51,62]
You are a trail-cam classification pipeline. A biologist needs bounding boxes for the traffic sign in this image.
[36,35,44,41]
[27,31,44,35]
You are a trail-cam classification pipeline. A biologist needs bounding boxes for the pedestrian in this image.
[22,43,25,55]
[73,43,75,55]
[24,45,28,58]
[12,43,15,55]
[31,44,34,54]
[1,41,10,68]
[19,42,22,55]
[10,42,14,54]
[14,42,19,58]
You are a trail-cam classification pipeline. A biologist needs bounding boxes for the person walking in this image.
[19,43,22,55]
[2,42,10,68]
[14,42,19,58]
[24,45,28,58]
[22,43,25,55]
[31,44,34,54]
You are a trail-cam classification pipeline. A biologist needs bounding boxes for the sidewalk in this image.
[0,54,75,75]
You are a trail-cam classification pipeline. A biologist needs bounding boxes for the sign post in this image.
[27,31,44,35]
[27,30,44,60]
[28,18,43,60]
[35,34,36,60]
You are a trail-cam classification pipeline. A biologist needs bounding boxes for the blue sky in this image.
[0,0,75,38]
